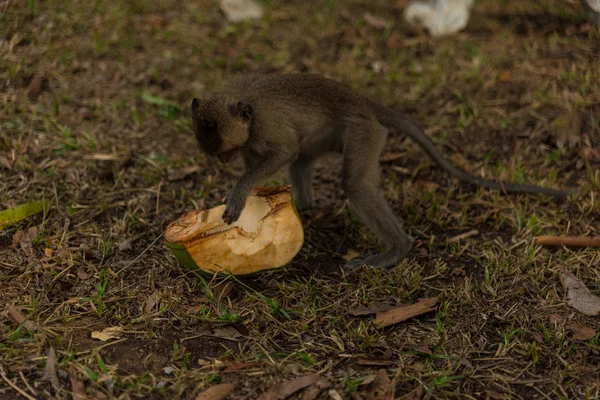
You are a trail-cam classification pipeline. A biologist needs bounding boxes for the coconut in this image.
[165,185,304,275]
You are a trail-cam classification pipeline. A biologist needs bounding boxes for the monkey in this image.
[190,73,576,270]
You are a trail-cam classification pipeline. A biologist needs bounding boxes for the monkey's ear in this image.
[236,101,252,122]
[191,98,201,112]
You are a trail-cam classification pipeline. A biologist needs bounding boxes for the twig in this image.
[447,229,479,244]
[0,366,37,400]
[535,236,600,247]
[116,232,164,274]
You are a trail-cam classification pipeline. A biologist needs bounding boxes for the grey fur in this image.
[191,73,575,270]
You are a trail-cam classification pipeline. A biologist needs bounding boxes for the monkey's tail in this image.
[375,104,576,199]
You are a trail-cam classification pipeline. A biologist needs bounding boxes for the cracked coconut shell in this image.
[165,186,304,275]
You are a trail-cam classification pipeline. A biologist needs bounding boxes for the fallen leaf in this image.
[19,226,38,256]
[195,383,235,400]
[414,180,441,191]
[41,346,60,389]
[258,374,320,400]
[44,248,53,258]
[6,305,38,330]
[415,337,433,355]
[213,281,234,299]
[117,239,132,251]
[219,0,263,22]
[167,165,202,181]
[25,74,43,98]
[363,12,391,29]
[91,326,123,341]
[212,326,243,340]
[70,375,85,400]
[328,389,344,400]
[342,249,360,261]
[11,229,24,248]
[498,70,511,82]
[481,390,506,400]
[147,15,169,28]
[0,200,47,230]
[223,361,261,372]
[349,302,396,316]
[77,269,92,280]
[568,322,597,341]
[144,292,160,314]
[560,270,600,316]
[357,357,395,366]
[367,369,393,400]
[380,152,406,163]
[0,154,13,170]
[300,377,330,400]
[374,298,438,327]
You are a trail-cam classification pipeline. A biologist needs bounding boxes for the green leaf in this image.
[0,200,48,230]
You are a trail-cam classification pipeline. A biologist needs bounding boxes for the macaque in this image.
[191,73,575,269]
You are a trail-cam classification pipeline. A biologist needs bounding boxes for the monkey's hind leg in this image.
[290,156,314,211]
[341,121,414,270]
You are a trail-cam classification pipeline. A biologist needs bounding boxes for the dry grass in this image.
[1,0,599,398]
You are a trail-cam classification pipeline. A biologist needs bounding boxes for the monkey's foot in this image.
[344,246,412,271]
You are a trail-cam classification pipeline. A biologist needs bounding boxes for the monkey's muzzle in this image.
[217,147,241,163]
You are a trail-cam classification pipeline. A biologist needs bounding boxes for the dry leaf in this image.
[213,281,234,299]
[374,298,438,327]
[367,369,393,400]
[19,226,38,256]
[212,326,243,340]
[568,322,597,341]
[219,0,263,22]
[147,15,168,28]
[498,70,511,82]
[363,13,391,29]
[195,383,235,400]
[415,337,433,355]
[77,269,92,280]
[167,165,201,181]
[223,361,261,372]
[300,377,330,400]
[342,249,360,261]
[70,375,85,400]
[41,346,60,389]
[11,229,24,248]
[357,357,395,366]
[258,374,320,400]
[144,292,160,314]
[380,152,406,162]
[349,302,396,316]
[0,154,13,170]
[91,326,124,341]
[414,180,441,191]
[44,248,53,258]
[6,305,38,330]
[560,271,600,316]
[26,74,43,98]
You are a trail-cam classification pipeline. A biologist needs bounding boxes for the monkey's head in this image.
[191,97,252,163]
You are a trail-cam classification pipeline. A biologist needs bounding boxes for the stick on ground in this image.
[535,236,600,247]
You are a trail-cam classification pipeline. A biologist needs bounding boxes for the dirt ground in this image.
[1,0,599,398]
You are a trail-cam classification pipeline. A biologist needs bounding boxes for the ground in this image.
[1,0,599,399]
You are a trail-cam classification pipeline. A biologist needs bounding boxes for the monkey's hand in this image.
[222,188,247,224]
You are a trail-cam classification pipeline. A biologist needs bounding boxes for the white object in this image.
[404,0,474,37]
[581,0,600,26]
[219,0,263,23]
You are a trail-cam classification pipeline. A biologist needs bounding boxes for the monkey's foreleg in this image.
[223,149,297,224]
[290,156,314,211]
